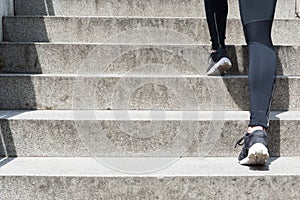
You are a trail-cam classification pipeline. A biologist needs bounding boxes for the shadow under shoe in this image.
[206,48,232,76]
[235,130,269,165]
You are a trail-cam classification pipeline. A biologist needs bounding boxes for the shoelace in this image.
[234,135,246,148]
[208,52,218,63]
[235,132,268,148]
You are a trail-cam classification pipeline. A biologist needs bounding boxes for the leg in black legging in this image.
[235,0,277,165]
[215,0,228,49]
[239,0,277,129]
[204,0,228,50]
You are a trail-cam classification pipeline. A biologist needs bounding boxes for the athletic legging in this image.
[204,0,228,50]
[239,0,277,129]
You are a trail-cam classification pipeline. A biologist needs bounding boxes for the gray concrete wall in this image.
[0,0,14,41]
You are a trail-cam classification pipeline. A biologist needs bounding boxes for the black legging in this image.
[204,0,228,50]
[239,0,277,129]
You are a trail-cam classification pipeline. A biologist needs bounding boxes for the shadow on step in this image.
[0,1,54,167]
[0,0,55,73]
[0,72,41,163]
[247,157,280,171]
[14,0,55,16]
[0,157,15,168]
[0,119,17,165]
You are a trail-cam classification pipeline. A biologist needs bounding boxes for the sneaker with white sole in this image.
[235,130,269,165]
[206,47,232,76]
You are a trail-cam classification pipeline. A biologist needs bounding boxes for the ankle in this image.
[247,126,265,134]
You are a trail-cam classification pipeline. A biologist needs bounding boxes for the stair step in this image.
[0,110,299,157]
[13,0,297,19]
[3,17,300,45]
[0,157,299,199]
[3,0,299,199]
[0,43,299,75]
[0,75,297,111]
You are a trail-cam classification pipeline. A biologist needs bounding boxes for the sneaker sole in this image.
[206,57,232,76]
[239,143,269,165]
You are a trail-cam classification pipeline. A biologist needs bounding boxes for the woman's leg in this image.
[240,0,277,130]
[204,0,219,50]
[236,0,277,165]
[215,0,228,49]
[204,0,228,50]
[204,0,231,76]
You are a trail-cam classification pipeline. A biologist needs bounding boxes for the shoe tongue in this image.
[211,52,218,62]
[242,133,251,142]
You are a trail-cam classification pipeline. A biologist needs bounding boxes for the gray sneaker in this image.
[206,48,232,76]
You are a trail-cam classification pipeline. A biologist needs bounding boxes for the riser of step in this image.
[0,75,297,111]
[0,157,299,199]
[13,0,297,19]
[0,43,299,76]
[3,17,300,45]
[0,110,299,157]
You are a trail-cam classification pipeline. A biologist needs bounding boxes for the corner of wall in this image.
[0,0,14,41]
[296,0,300,18]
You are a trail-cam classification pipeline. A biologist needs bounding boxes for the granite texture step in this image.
[0,75,298,111]
[0,43,299,76]
[3,17,300,45]
[0,110,299,157]
[13,0,297,19]
[4,1,299,199]
[0,157,300,199]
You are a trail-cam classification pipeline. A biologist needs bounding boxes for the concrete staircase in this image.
[0,0,300,199]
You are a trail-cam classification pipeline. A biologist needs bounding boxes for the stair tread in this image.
[13,0,296,19]
[3,17,299,45]
[0,74,299,78]
[1,110,300,121]
[0,157,299,176]
[4,16,300,20]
